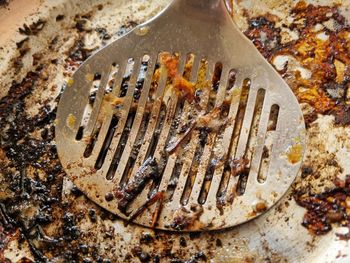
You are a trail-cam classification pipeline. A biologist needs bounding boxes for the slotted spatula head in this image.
[56,0,306,231]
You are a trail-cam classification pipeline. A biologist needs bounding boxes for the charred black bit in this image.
[140,233,154,244]
[179,236,187,247]
[62,213,80,241]
[153,255,160,263]
[55,14,65,22]
[215,238,223,247]
[16,37,29,49]
[19,20,46,36]
[115,157,160,214]
[116,21,138,36]
[132,246,151,262]
[95,27,111,40]
[301,166,313,179]
[67,38,94,64]
[245,16,281,59]
[0,0,10,7]
[170,205,204,231]
[88,209,97,223]
[294,175,350,238]
[71,185,83,197]
[75,17,91,32]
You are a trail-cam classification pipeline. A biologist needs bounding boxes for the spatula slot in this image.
[94,115,119,169]
[227,69,236,91]
[83,123,102,158]
[120,111,152,186]
[257,104,280,183]
[75,72,102,141]
[217,78,251,197]
[133,55,151,101]
[119,58,135,97]
[231,78,251,157]
[236,88,266,195]
[106,108,137,180]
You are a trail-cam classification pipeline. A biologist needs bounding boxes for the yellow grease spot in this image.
[135,26,150,36]
[85,73,94,82]
[66,114,76,129]
[286,143,303,164]
[67,78,74,87]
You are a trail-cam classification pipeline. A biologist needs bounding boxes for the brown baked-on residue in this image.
[294,176,350,238]
[244,0,350,237]
[246,1,350,126]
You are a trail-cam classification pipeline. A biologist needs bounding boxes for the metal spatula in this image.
[56,0,305,231]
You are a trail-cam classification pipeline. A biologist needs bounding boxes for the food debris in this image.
[243,1,350,238]
[160,52,196,102]
[166,121,196,154]
[245,1,350,125]
[103,93,123,106]
[126,191,164,227]
[18,19,46,36]
[255,201,267,213]
[115,157,160,214]
[166,107,226,154]
[173,75,196,102]
[159,52,178,79]
[230,157,250,178]
[295,176,350,238]
[196,107,226,130]
[171,204,204,231]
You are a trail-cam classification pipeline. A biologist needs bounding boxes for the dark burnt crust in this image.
[294,175,350,237]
